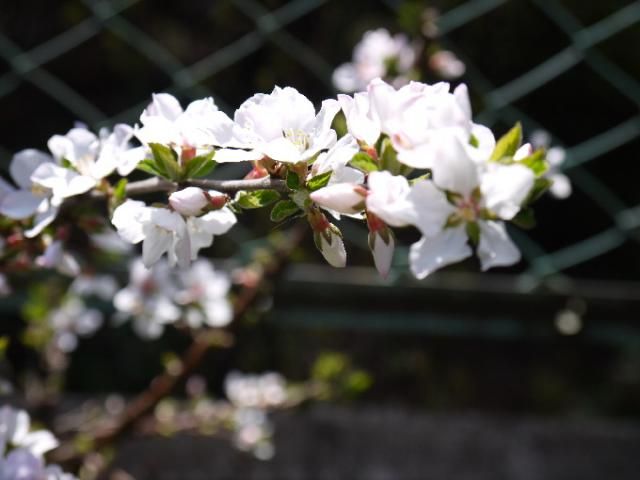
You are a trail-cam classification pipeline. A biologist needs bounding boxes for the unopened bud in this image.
[169,187,208,216]
[368,228,394,278]
[245,161,269,180]
[514,143,533,161]
[314,225,346,268]
[309,183,367,214]
[181,146,197,163]
[205,190,229,210]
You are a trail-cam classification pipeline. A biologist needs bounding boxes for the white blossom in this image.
[0,407,76,480]
[233,86,340,164]
[135,93,256,162]
[333,28,415,92]
[530,130,571,199]
[0,149,61,238]
[407,138,534,278]
[174,260,233,328]
[35,239,80,277]
[113,258,180,339]
[111,199,191,268]
[428,50,466,79]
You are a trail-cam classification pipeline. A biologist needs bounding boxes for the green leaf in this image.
[307,170,333,191]
[466,221,480,245]
[526,177,552,204]
[490,122,522,162]
[236,189,281,209]
[61,158,74,169]
[270,199,300,222]
[349,152,379,173]
[380,137,412,176]
[409,173,431,185]
[111,178,128,211]
[286,170,301,190]
[136,158,166,177]
[469,134,480,148]
[183,151,216,179]
[149,143,181,180]
[511,208,536,229]
[519,149,549,177]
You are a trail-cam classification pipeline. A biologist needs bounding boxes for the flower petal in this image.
[409,226,471,279]
[477,220,521,271]
[480,164,534,220]
[10,149,52,189]
[0,190,45,219]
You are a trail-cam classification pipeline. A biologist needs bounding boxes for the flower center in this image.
[283,128,311,152]
[456,197,479,222]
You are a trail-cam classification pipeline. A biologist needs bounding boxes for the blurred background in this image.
[1,0,640,478]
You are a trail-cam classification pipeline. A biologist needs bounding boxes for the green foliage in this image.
[270,200,300,222]
[349,152,379,173]
[286,170,301,190]
[235,189,281,209]
[307,170,333,191]
[490,122,522,162]
[512,207,536,229]
[519,149,549,177]
[526,177,553,204]
[183,151,216,179]
[149,143,181,180]
[311,352,373,400]
[380,137,412,176]
[466,221,480,245]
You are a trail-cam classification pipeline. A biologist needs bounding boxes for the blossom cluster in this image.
[0,406,76,479]
[1,75,554,281]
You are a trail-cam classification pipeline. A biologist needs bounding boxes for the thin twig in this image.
[92,177,289,197]
[50,224,307,467]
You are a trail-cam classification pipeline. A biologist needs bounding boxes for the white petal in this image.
[202,300,233,327]
[332,63,361,92]
[338,93,381,146]
[370,231,394,278]
[143,93,184,122]
[25,202,59,238]
[480,164,534,220]
[310,183,365,215]
[10,149,52,189]
[261,137,305,163]
[430,138,479,197]
[197,208,237,235]
[30,163,95,198]
[214,148,263,163]
[406,180,456,236]
[0,190,45,219]
[20,430,59,456]
[111,199,148,244]
[116,146,146,176]
[477,220,521,271]
[409,226,471,279]
[365,171,414,227]
[142,228,172,267]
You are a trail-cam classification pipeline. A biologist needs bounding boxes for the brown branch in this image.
[50,223,307,467]
[92,177,289,197]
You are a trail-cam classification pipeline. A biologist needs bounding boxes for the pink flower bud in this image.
[169,187,208,216]
[309,183,367,214]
